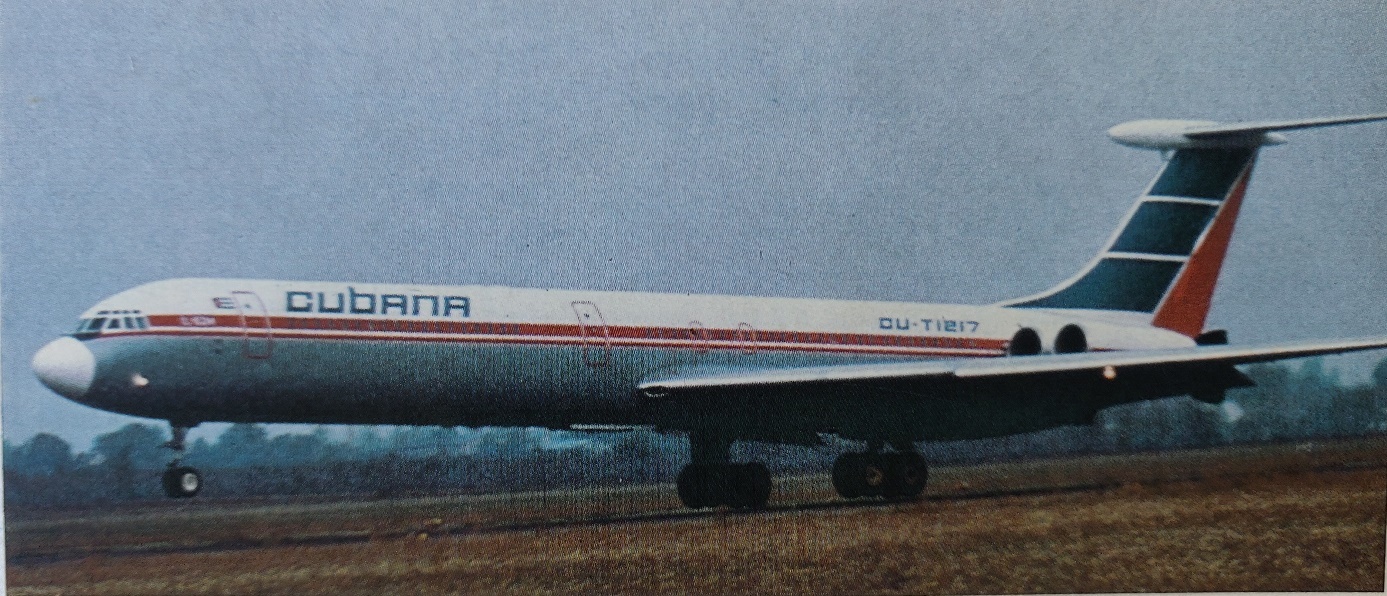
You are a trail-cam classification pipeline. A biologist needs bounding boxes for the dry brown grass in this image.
[8,438,1387,594]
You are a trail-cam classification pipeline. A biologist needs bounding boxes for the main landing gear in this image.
[676,433,772,509]
[831,448,928,501]
[677,463,772,509]
[161,423,201,499]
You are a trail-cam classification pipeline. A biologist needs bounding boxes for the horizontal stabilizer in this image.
[1183,113,1387,138]
[1109,112,1387,150]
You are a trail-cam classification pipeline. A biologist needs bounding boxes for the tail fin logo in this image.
[1001,113,1387,336]
[1150,165,1253,336]
[1003,148,1257,320]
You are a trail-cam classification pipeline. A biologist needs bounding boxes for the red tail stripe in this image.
[1152,162,1254,337]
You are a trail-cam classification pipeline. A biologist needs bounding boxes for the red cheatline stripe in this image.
[123,314,1012,357]
[1151,160,1255,337]
[117,328,1005,358]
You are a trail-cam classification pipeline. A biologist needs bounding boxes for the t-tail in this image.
[1000,113,1387,338]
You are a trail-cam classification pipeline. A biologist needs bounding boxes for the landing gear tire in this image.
[886,453,928,500]
[161,423,201,499]
[677,463,771,510]
[832,454,862,498]
[162,466,201,498]
[748,463,772,509]
[677,465,712,509]
[832,452,928,500]
[861,457,889,496]
[729,463,772,510]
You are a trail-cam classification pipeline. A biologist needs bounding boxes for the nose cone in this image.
[32,337,96,400]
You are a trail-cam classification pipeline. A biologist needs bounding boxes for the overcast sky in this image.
[3,1,1385,450]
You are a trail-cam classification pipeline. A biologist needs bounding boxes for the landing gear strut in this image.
[161,423,201,499]
[676,433,772,509]
[832,447,927,501]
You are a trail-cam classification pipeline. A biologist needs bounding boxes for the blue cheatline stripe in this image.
[1148,148,1255,199]
[1011,258,1183,312]
[1110,201,1220,256]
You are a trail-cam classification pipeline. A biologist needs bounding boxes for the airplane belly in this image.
[82,335,642,427]
[80,331,947,431]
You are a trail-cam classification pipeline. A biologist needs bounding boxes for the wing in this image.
[638,336,1387,397]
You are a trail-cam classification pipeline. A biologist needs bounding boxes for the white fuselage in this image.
[44,278,1194,434]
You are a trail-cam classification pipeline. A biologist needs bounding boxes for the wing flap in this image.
[954,336,1387,378]
[638,360,957,394]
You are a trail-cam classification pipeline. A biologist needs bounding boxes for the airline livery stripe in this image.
[1109,201,1219,256]
[1148,148,1255,199]
[126,314,1011,357]
[122,328,1005,358]
[1142,196,1223,206]
[1103,252,1189,263]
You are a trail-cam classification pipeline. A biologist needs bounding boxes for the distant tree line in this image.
[7,357,1387,507]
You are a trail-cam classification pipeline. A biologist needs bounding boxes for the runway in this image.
[8,436,1386,594]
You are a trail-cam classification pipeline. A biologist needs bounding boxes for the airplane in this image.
[31,112,1387,509]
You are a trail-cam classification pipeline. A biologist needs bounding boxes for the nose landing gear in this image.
[161,423,201,498]
[162,465,202,498]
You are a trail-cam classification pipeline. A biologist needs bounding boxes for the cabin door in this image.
[232,290,273,359]
[737,322,759,354]
[571,301,611,367]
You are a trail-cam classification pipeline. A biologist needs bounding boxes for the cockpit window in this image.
[72,317,104,338]
[74,314,151,338]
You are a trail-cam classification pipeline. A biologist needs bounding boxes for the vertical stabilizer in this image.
[1001,113,1387,337]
